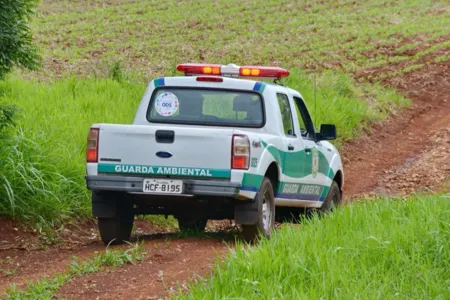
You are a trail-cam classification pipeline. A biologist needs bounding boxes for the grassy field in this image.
[0,77,143,225]
[182,194,450,299]
[28,0,450,81]
[1,0,449,226]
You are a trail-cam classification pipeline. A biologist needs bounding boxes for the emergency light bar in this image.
[176,63,290,79]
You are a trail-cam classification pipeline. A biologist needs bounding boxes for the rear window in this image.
[147,88,264,127]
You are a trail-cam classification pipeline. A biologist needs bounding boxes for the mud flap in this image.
[234,199,260,225]
[92,191,116,218]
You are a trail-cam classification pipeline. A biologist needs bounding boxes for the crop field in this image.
[29,0,450,80]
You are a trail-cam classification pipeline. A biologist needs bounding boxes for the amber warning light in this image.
[176,63,289,79]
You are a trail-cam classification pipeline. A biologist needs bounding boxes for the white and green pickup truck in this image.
[85,63,344,244]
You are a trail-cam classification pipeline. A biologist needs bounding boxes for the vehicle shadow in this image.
[130,230,239,244]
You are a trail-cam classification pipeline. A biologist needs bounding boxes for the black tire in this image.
[97,195,135,245]
[177,218,208,233]
[319,181,341,212]
[242,177,275,242]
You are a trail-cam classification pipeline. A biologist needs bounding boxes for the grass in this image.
[0,70,407,225]
[181,193,450,299]
[25,0,450,80]
[0,75,144,225]
[4,242,146,299]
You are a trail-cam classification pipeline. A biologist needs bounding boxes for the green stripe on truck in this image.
[97,163,231,178]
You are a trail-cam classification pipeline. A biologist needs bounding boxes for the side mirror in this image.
[316,124,336,141]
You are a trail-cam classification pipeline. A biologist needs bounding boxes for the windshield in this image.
[147,88,264,127]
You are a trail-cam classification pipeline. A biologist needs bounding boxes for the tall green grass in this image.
[0,75,144,226]
[182,194,450,299]
[0,70,406,226]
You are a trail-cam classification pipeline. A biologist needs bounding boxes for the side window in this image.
[293,96,315,139]
[277,93,295,136]
[293,104,307,133]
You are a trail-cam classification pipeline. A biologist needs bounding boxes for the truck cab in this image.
[86,63,344,244]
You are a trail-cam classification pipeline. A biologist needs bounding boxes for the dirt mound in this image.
[343,59,450,198]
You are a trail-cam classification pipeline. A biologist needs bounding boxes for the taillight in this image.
[231,134,250,170]
[87,128,99,163]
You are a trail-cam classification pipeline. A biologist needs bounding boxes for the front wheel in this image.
[242,177,275,242]
[319,181,341,212]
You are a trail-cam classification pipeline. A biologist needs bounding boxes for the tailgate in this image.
[96,124,233,179]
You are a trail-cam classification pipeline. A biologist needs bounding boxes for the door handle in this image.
[305,147,311,154]
[155,130,175,144]
[288,145,294,151]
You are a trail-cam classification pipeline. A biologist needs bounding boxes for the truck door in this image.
[292,96,328,202]
[275,93,306,193]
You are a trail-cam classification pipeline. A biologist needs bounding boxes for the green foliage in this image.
[182,194,450,299]
[0,76,144,225]
[5,243,146,299]
[0,104,17,136]
[108,61,125,82]
[0,0,40,79]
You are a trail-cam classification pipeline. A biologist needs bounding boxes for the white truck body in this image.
[85,64,344,243]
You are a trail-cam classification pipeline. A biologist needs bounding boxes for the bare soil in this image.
[343,59,450,198]
[1,56,449,300]
[57,237,229,299]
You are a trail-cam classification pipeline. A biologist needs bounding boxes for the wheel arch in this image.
[333,170,344,197]
[264,161,280,195]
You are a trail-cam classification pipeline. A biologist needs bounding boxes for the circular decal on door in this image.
[155,92,179,116]
[312,148,319,178]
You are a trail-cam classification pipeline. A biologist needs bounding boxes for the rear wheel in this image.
[97,195,135,245]
[242,177,275,242]
[177,218,208,233]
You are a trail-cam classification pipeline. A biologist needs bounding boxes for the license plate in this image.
[142,179,183,194]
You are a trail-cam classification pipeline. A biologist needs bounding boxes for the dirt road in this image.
[344,59,450,198]
[1,61,449,299]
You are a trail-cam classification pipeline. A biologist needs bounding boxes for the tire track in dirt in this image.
[0,221,232,298]
[57,237,228,299]
[0,220,174,294]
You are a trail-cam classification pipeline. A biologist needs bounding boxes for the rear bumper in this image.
[85,175,241,197]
